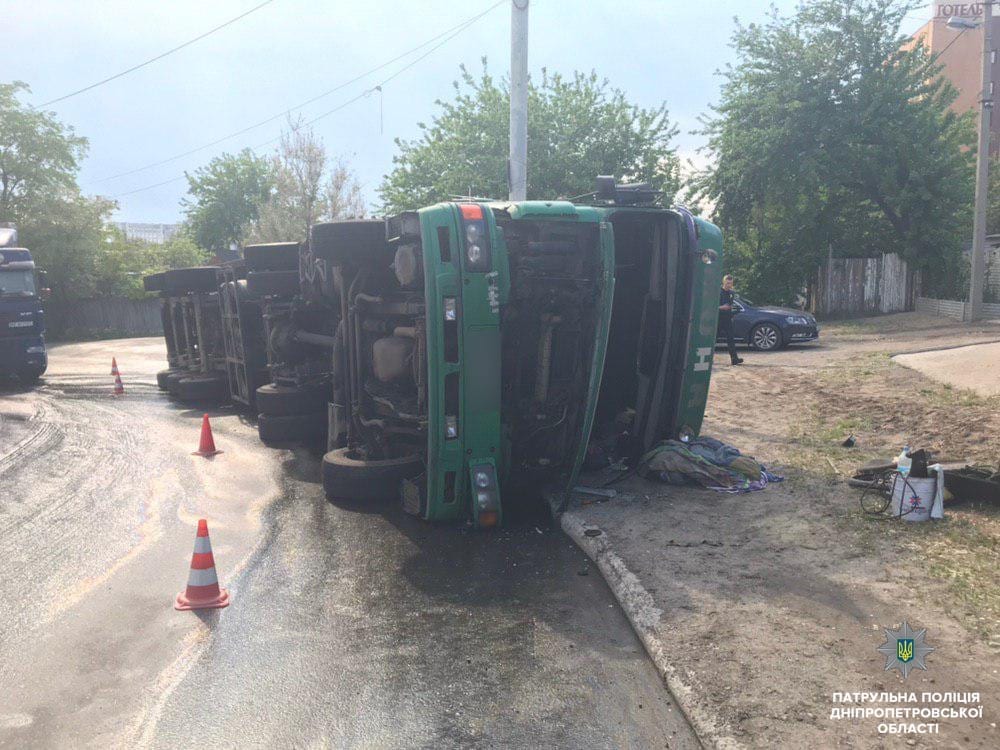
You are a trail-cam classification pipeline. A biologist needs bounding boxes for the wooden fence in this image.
[813,252,917,317]
[915,296,1000,320]
[45,297,162,338]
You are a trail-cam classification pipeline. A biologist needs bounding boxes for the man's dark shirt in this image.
[719,288,735,321]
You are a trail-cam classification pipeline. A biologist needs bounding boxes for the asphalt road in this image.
[0,338,696,749]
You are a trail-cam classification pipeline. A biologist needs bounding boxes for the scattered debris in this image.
[841,434,856,448]
[584,528,603,537]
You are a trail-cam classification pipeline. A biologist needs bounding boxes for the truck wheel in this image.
[175,374,229,402]
[164,267,221,295]
[156,368,179,390]
[310,220,386,265]
[321,448,423,503]
[257,411,327,444]
[165,370,189,395]
[17,368,44,384]
[244,242,300,272]
[246,270,300,298]
[255,383,328,416]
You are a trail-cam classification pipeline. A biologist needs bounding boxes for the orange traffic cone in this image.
[175,519,230,611]
[111,357,119,376]
[192,413,222,457]
[113,372,125,396]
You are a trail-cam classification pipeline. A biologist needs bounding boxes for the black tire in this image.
[165,370,189,395]
[17,368,44,384]
[175,374,229,402]
[749,322,783,351]
[164,267,221,295]
[244,242,300,272]
[310,220,386,265]
[257,411,327,444]
[156,368,180,390]
[321,448,423,502]
[255,383,328,416]
[246,270,300,298]
[143,272,168,292]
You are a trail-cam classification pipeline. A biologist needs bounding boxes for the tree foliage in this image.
[182,149,273,254]
[0,81,115,299]
[247,120,365,243]
[692,0,975,303]
[380,62,680,212]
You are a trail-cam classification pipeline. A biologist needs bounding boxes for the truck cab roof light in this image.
[460,204,484,220]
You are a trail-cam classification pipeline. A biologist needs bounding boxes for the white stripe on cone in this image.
[193,536,212,553]
[186,567,219,587]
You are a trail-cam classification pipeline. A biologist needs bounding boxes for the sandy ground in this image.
[895,342,1000,398]
[567,313,1000,749]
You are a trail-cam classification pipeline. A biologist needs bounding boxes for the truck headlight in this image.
[459,204,491,272]
[445,415,459,439]
[26,345,45,354]
[474,470,491,488]
[678,425,695,443]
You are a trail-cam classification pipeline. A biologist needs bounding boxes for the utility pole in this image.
[967,2,993,321]
[509,0,529,201]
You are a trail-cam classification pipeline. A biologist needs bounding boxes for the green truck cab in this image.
[315,179,723,528]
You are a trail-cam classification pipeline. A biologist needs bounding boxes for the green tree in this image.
[692,0,975,303]
[380,62,679,212]
[247,119,365,243]
[0,81,113,300]
[182,149,273,254]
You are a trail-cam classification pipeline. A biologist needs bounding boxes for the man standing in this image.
[718,274,744,366]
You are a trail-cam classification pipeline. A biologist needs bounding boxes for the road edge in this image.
[560,510,744,750]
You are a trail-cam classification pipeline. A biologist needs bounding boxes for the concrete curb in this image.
[560,510,745,750]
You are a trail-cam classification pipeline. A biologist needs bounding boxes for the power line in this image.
[35,0,279,108]
[107,2,503,200]
[92,0,505,185]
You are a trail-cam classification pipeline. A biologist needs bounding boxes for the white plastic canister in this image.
[890,476,936,522]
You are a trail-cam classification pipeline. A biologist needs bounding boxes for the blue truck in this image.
[0,224,48,383]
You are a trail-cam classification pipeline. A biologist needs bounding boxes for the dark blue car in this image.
[718,295,819,351]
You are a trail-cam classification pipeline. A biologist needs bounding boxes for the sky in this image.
[4,0,935,224]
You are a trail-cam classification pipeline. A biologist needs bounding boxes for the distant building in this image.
[907,4,1000,152]
[114,222,181,245]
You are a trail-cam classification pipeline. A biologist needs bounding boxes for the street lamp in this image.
[947,9,992,321]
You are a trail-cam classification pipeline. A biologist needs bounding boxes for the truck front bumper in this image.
[0,334,47,376]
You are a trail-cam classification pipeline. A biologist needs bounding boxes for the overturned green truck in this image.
[144,179,724,528]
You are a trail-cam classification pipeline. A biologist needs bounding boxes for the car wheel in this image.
[750,323,782,351]
[321,448,423,503]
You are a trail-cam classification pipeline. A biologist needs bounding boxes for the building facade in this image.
[114,222,181,245]
[910,3,1000,150]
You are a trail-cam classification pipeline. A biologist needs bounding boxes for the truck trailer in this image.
[142,179,723,528]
